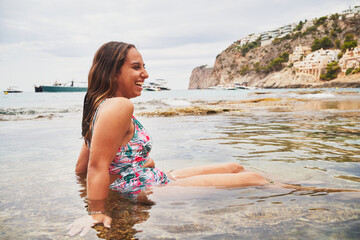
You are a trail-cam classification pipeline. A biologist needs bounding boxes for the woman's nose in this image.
[142,69,149,79]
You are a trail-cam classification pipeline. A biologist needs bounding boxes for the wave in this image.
[0,107,81,121]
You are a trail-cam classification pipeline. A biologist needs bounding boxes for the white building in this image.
[293,49,341,79]
[260,23,296,42]
[289,46,312,63]
[339,47,360,72]
[342,5,360,18]
[238,33,261,47]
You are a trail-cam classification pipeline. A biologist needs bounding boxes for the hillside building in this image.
[339,47,360,72]
[293,48,341,79]
[238,33,261,47]
[342,5,360,18]
[260,23,297,42]
[289,46,312,63]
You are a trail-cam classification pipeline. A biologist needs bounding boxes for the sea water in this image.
[0,89,359,239]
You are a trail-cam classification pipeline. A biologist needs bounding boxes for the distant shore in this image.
[251,69,360,89]
[139,89,360,117]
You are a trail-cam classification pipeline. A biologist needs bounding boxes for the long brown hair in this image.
[82,41,135,144]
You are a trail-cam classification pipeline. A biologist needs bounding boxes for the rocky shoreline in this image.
[189,65,360,89]
[251,68,360,89]
[138,90,360,117]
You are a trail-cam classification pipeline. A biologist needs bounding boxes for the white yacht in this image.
[143,79,170,91]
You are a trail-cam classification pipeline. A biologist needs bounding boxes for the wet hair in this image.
[82,41,135,144]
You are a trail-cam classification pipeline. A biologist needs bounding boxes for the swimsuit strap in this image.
[92,99,107,132]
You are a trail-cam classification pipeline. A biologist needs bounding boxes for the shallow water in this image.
[0,89,359,239]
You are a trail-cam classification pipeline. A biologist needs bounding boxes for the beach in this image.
[0,89,359,239]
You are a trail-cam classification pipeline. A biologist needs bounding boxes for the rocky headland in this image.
[189,13,360,89]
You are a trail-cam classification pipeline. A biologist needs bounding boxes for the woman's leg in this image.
[169,171,268,188]
[167,162,244,180]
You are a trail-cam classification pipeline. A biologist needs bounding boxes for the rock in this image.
[188,66,217,89]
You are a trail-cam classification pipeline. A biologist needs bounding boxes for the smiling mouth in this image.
[135,82,143,87]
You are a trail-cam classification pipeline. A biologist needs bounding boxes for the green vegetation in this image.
[263,52,290,73]
[320,62,341,80]
[294,20,305,31]
[267,58,285,71]
[273,34,291,45]
[239,65,250,75]
[346,68,354,75]
[240,38,261,56]
[341,34,358,51]
[335,39,341,49]
[311,36,334,51]
[303,26,318,35]
[253,62,261,73]
[329,13,340,21]
[314,16,328,26]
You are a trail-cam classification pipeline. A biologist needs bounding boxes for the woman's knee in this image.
[225,162,244,173]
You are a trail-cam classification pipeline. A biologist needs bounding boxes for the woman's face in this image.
[115,47,149,99]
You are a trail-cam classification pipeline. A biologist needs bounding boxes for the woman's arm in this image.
[87,98,134,209]
[68,98,134,236]
[75,142,90,173]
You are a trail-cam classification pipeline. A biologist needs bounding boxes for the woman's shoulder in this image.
[99,97,134,118]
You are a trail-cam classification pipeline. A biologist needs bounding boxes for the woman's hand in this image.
[142,157,155,168]
[67,213,112,237]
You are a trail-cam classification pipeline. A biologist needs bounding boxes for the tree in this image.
[320,62,341,80]
[311,36,334,51]
[240,38,261,56]
[268,58,285,71]
[321,36,334,49]
[311,39,321,51]
[280,52,289,62]
[335,39,341,49]
[314,16,328,26]
[329,13,340,21]
[295,21,304,31]
[341,34,358,51]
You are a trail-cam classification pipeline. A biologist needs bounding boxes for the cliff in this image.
[189,13,360,89]
[188,65,216,89]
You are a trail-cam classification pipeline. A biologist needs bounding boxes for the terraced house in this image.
[339,47,360,72]
[293,48,341,80]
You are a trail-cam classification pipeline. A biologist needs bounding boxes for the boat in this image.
[208,85,224,90]
[234,83,256,90]
[3,86,23,94]
[35,81,87,92]
[143,79,170,91]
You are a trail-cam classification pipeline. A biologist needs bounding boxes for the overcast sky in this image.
[0,0,359,91]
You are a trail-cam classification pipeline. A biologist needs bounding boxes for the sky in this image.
[0,0,359,91]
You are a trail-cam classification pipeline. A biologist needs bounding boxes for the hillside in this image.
[189,12,360,89]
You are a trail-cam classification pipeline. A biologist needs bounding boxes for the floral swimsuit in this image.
[109,116,172,197]
[92,102,172,198]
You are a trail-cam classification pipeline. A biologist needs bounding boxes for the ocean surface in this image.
[0,88,359,239]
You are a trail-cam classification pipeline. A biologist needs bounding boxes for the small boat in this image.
[224,85,237,90]
[35,81,87,92]
[143,79,170,91]
[234,83,255,90]
[208,85,224,90]
[3,86,23,94]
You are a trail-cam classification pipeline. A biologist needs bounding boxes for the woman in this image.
[69,41,269,236]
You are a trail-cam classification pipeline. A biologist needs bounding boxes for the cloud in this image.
[1,0,359,90]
